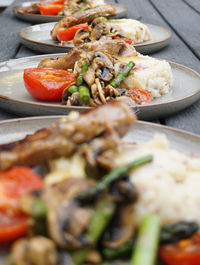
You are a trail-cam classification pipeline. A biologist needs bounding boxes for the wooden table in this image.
[0,0,199,133]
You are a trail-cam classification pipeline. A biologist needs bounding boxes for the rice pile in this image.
[108,19,151,44]
[114,134,200,225]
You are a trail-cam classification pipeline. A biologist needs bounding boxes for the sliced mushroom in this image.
[83,67,95,87]
[73,29,90,46]
[97,67,113,82]
[90,22,111,40]
[94,51,114,69]
[105,84,119,97]
[45,178,94,249]
[102,204,136,248]
[66,92,83,106]
[12,237,58,265]
[95,78,106,104]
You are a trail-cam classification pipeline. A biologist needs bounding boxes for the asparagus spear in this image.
[131,215,161,265]
[76,63,89,86]
[110,61,135,88]
[78,155,153,201]
[68,85,79,94]
[79,85,90,103]
[71,199,115,265]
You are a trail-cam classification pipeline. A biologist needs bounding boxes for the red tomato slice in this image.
[24,68,76,101]
[160,233,200,265]
[129,88,152,104]
[53,0,65,4]
[113,36,133,45]
[57,23,89,41]
[0,167,43,243]
[39,4,64,15]
[0,213,28,243]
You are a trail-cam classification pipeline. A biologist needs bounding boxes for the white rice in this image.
[108,19,151,44]
[114,134,200,225]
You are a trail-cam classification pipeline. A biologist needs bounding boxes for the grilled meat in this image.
[51,4,116,40]
[38,39,136,70]
[0,101,136,172]
[38,48,82,70]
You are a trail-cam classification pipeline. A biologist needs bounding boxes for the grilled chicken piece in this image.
[38,48,82,70]
[51,4,116,40]
[0,101,136,172]
[38,40,136,70]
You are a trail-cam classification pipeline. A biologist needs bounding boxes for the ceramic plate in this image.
[0,117,200,264]
[13,2,128,23]
[0,54,199,120]
[18,22,171,54]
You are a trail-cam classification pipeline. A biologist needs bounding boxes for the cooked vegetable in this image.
[58,10,64,16]
[24,68,76,101]
[160,221,199,244]
[103,239,134,260]
[110,61,135,88]
[131,215,161,265]
[68,85,79,94]
[129,88,152,104]
[71,199,115,265]
[57,23,89,42]
[78,6,89,12]
[160,232,200,265]
[39,4,64,16]
[0,167,43,243]
[76,62,90,86]
[78,155,153,201]
[31,198,47,220]
[79,85,91,103]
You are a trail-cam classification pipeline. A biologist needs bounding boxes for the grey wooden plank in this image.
[15,45,41,58]
[0,0,31,62]
[150,0,200,59]
[183,0,200,14]
[117,0,200,72]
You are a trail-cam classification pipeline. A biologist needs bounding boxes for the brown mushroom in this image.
[73,29,90,46]
[45,178,94,249]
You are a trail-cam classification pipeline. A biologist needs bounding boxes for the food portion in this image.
[51,14,151,45]
[26,40,173,106]
[20,0,106,16]
[0,101,200,265]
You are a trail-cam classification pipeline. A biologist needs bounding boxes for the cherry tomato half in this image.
[0,167,43,243]
[160,233,200,265]
[129,88,152,104]
[24,68,76,101]
[57,23,89,42]
[39,4,64,16]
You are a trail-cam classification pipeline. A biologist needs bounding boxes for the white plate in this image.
[18,22,172,54]
[13,2,128,23]
[0,54,199,120]
[0,116,199,264]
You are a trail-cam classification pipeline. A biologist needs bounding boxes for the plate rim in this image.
[0,115,199,141]
[13,1,128,19]
[0,55,199,111]
[18,22,172,50]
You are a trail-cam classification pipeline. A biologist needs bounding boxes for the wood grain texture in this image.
[150,0,200,59]
[183,0,200,14]
[0,0,30,62]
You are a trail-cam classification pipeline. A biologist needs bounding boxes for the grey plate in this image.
[13,2,128,23]
[0,54,199,120]
[0,117,199,264]
[19,22,172,54]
